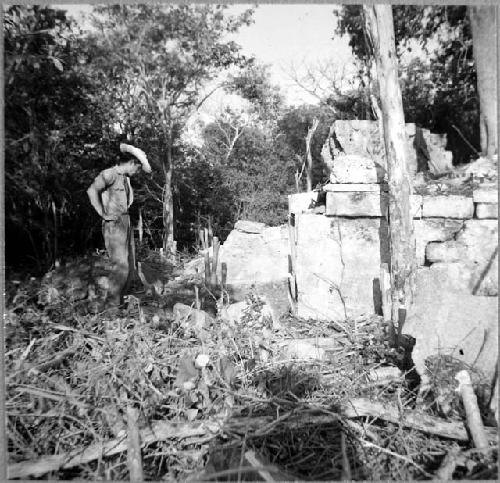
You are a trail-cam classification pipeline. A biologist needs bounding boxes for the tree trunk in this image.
[162,166,174,254]
[305,119,319,192]
[469,6,498,157]
[364,5,416,329]
[162,134,175,255]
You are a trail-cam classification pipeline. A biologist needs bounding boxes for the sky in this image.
[225,4,354,105]
[61,3,355,107]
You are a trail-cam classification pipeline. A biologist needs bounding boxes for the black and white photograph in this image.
[3,1,498,480]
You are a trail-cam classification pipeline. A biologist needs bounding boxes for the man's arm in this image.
[87,171,116,221]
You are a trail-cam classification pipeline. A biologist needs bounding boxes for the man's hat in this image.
[119,143,152,173]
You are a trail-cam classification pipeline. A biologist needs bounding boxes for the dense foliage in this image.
[4,6,107,272]
[5,5,485,275]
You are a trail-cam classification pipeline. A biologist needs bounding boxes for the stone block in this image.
[288,191,319,214]
[426,241,468,263]
[422,220,498,295]
[473,186,498,203]
[234,220,267,234]
[219,222,290,316]
[475,203,498,219]
[295,214,389,320]
[321,120,450,180]
[329,154,386,184]
[323,183,387,192]
[455,220,498,296]
[422,194,474,218]
[414,219,464,265]
[326,191,422,218]
[402,267,498,383]
[326,191,387,217]
[295,214,345,320]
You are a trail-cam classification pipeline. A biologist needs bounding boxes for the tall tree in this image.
[336,5,481,163]
[364,5,416,335]
[469,6,498,157]
[86,5,252,254]
[4,6,105,272]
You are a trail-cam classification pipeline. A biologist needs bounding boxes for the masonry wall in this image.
[289,183,498,321]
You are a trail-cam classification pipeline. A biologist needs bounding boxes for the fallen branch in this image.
[8,419,216,479]
[9,398,497,479]
[342,398,497,443]
[26,345,78,374]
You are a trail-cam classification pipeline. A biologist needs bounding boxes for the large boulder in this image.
[403,267,498,384]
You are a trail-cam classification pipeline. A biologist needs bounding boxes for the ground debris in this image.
[5,261,498,481]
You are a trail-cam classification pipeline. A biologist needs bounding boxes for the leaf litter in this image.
[5,255,498,481]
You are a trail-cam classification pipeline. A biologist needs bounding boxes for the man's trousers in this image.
[102,214,135,305]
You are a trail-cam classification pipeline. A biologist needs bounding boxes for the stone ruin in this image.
[36,120,498,389]
[320,119,454,180]
[217,120,498,387]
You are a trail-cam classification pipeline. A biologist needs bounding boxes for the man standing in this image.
[87,143,151,306]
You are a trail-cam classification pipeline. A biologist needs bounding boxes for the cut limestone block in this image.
[414,218,464,265]
[219,223,290,316]
[326,191,422,218]
[295,214,389,320]
[422,194,474,219]
[475,203,498,219]
[323,183,387,192]
[234,220,267,234]
[288,191,319,214]
[295,214,345,320]
[326,191,387,217]
[455,220,498,296]
[328,154,386,184]
[402,267,498,383]
[423,220,498,295]
[320,120,449,179]
[426,241,468,263]
[473,186,498,203]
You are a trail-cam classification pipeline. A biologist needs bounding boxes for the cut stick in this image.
[212,237,220,273]
[379,262,391,321]
[126,406,143,481]
[489,372,498,425]
[455,370,489,448]
[204,251,211,285]
[194,286,200,311]
[340,431,352,480]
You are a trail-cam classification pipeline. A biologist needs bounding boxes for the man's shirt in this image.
[90,165,133,217]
